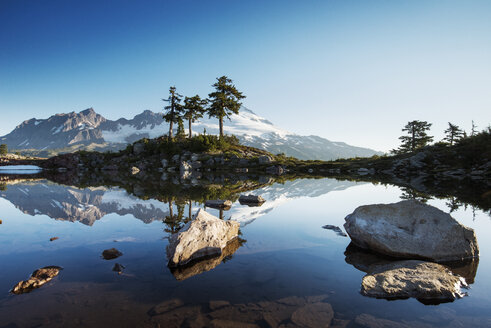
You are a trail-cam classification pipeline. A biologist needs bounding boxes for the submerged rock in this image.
[49,237,59,242]
[361,260,468,304]
[11,266,62,294]
[343,200,479,262]
[112,263,125,274]
[238,194,265,205]
[205,199,232,209]
[344,243,478,288]
[167,209,240,267]
[102,248,123,260]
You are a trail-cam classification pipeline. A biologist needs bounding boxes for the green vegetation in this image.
[443,122,464,146]
[207,76,246,137]
[162,86,184,139]
[393,120,433,154]
[183,95,208,138]
[162,76,245,139]
[0,144,7,155]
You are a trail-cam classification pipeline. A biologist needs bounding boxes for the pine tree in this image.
[0,144,7,156]
[162,86,183,140]
[207,76,246,137]
[443,122,464,146]
[471,120,478,136]
[393,120,433,154]
[183,95,208,138]
[176,118,187,140]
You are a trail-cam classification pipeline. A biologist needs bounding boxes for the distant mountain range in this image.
[0,107,381,160]
[0,179,363,226]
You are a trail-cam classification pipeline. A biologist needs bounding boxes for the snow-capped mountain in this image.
[0,107,380,160]
[0,178,363,226]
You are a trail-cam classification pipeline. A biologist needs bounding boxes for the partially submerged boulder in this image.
[344,200,479,262]
[238,194,265,206]
[361,260,468,304]
[102,248,123,260]
[167,209,240,267]
[11,266,62,294]
[205,200,232,209]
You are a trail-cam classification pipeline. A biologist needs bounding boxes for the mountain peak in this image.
[0,107,381,159]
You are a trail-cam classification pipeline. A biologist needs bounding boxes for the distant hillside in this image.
[0,107,381,160]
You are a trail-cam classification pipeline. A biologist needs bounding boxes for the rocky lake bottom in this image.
[0,176,490,327]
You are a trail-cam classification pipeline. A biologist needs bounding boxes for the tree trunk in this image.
[188,200,192,220]
[411,127,415,151]
[188,119,192,138]
[219,116,224,138]
[169,120,173,139]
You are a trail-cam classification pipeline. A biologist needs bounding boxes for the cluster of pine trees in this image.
[392,120,487,154]
[162,76,245,140]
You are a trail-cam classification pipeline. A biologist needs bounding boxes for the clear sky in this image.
[1,0,490,152]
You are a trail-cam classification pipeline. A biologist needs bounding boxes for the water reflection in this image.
[169,237,245,281]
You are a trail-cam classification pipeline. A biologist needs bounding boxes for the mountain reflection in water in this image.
[0,176,490,327]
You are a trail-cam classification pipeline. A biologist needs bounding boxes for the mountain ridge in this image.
[0,107,382,160]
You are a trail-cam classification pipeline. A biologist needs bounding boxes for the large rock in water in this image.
[344,200,478,262]
[167,209,240,267]
[11,266,62,294]
[361,260,468,304]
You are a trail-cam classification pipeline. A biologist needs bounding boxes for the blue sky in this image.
[1,0,490,151]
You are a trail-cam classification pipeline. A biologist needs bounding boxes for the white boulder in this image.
[167,209,240,267]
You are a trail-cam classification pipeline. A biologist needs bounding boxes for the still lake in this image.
[0,178,490,327]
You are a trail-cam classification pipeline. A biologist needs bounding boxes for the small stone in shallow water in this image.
[11,266,62,294]
[112,263,125,274]
[49,237,59,241]
[102,248,123,260]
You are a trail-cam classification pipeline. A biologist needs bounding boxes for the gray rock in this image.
[191,153,199,161]
[205,158,215,166]
[344,200,479,262]
[361,260,468,303]
[266,165,284,175]
[102,248,123,260]
[258,155,272,164]
[11,266,62,294]
[167,209,240,266]
[239,194,265,205]
[290,303,334,328]
[161,159,168,167]
[205,200,232,209]
[133,142,145,155]
[191,161,202,169]
[172,154,180,163]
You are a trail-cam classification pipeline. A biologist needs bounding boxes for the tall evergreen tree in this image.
[0,144,7,156]
[393,120,433,154]
[162,86,183,139]
[176,118,187,140]
[443,122,464,146]
[207,76,246,137]
[183,95,208,138]
[471,120,478,136]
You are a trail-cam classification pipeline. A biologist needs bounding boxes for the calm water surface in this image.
[0,178,490,327]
